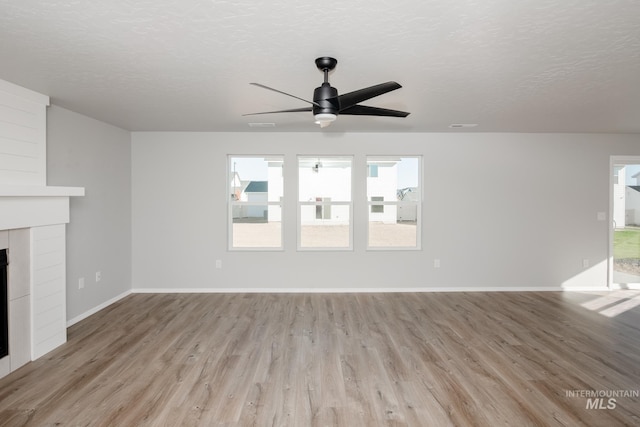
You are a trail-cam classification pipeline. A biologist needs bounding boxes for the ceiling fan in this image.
[244,57,410,128]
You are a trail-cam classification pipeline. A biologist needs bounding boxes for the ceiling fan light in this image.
[314,113,337,128]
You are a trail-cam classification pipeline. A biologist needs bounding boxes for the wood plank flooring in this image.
[1,291,639,426]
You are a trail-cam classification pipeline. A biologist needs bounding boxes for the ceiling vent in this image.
[449,123,478,128]
[248,122,276,128]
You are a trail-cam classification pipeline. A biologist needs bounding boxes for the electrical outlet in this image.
[96,271,101,282]
[215,259,222,269]
[79,277,85,289]
[434,259,441,268]
[582,259,590,268]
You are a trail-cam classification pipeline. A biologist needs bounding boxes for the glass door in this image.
[612,160,640,286]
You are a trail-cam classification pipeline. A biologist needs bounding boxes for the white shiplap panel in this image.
[31,263,63,287]
[0,103,38,128]
[0,154,40,173]
[34,278,63,302]
[31,224,67,359]
[9,295,30,371]
[33,305,64,340]
[8,228,30,300]
[32,223,65,240]
[0,121,40,145]
[0,170,40,184]
[0,82,49,110]
[33,333,65,360]
[0,136,39,157]
[32,233,65,256]
[32,250,64,272]
[0,81,47,186]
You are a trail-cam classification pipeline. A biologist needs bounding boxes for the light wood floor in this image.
[1,291,639,426]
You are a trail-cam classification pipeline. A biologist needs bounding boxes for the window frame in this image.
[228,155,284,251]
[366,155,422,251]
[297,155,354,251]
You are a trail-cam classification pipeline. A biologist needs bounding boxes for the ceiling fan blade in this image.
[334,82,402,111]
[243,107,312,116]
[250,83,320,107]
[339,104,410,117]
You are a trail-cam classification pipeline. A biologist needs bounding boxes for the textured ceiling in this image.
[1,0,639,132]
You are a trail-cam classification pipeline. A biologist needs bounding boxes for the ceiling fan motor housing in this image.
[313,83,339,115]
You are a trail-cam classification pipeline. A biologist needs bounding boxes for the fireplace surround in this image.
[0,189,83,380]
[0,78,84,379]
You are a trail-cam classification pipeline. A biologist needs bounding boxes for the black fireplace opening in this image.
[0,249,7,359]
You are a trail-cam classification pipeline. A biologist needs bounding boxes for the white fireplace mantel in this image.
[0,185,85,197]
[0,185,85,231]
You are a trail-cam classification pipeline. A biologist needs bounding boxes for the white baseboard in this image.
[66,290,132,327]
[561,285,611,291]
[610,283,640,290]
[132,286,565,294]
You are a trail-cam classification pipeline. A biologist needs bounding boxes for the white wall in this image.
[131,132,640,291]
[47,106,131,321]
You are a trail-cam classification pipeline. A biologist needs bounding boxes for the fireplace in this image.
[0,78,84,379]
[0,249,7,359]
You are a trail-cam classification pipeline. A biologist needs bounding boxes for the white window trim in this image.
[297,155,354,251]
[366,155,423,251]
[228,155,284,251]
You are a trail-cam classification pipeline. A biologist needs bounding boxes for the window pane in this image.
[367,157,419,199]
[300,205,350,248]
[298,156,352,250]
[298,157,352,202]
[229,156,283,249]
[367,156,420,249]
[232,205,282,248]
[368,210,417,247]
[230,156,283,202]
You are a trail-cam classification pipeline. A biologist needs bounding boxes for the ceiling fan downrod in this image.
[312,57,339,127]
[315,57,337,84]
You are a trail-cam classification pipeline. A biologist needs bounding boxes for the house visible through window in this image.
[367,156,421,249]
[298,156,353,249]
[228,156,283,250]
[614,166,622,185]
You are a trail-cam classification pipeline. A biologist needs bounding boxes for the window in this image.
[228,156,283,249]
[367,156,421,249]
[370,196,384,213]
[298,156,352,249]
[228,155,418,251]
